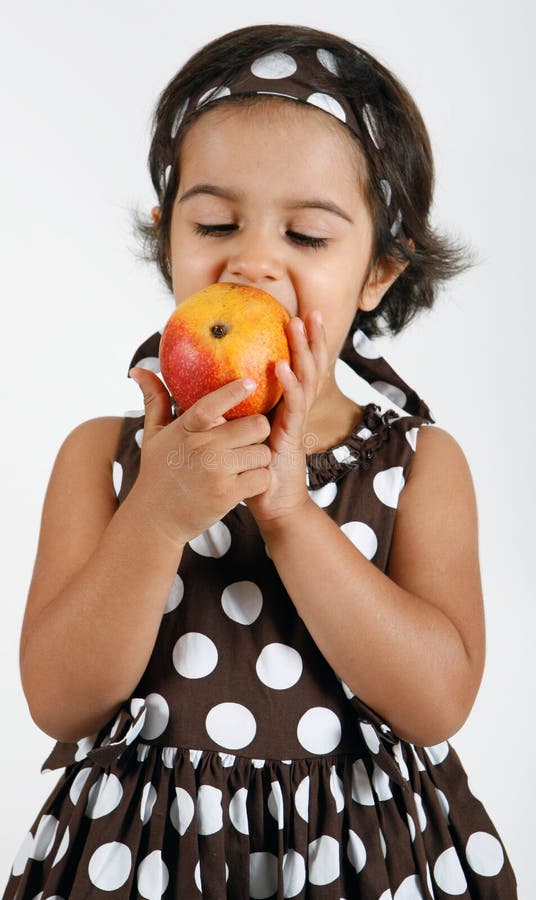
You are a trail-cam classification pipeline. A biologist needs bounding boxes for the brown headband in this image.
[167,48,403,237]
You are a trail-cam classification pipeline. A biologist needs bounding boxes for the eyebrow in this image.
[177,183,354,224]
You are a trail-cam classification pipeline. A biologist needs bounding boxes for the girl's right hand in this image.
[128,368,272,546]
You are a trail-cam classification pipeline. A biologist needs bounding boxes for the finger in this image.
[209,412,271,448]
[129,368,174,438]
[287,316,318,405]
[274,359,306,437]
[181,377,257,433]
[309,310,330,394]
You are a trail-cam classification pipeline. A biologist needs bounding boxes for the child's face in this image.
[165,101,398,374]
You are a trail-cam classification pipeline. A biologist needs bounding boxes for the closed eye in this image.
[194,223,329,250]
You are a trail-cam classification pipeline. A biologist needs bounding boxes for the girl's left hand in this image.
[245,309,329,529]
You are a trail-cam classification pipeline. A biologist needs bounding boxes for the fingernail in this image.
[129,368,138,383]
[242,378,257,391]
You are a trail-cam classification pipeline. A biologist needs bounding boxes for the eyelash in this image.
[194,223,329,250]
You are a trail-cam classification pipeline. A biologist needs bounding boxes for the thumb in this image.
[129,367,174,434]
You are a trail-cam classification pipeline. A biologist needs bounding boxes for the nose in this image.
[222,227,285,287]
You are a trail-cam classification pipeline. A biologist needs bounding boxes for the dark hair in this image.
[132,24,475,339]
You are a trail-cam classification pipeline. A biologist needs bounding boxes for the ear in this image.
[151,206,162,229]
[358,249,411,313]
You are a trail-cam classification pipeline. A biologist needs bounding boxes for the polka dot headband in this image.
[167,48,403,238]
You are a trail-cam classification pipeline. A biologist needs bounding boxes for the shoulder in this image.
[404,422,474,491]
[61,416,126,465]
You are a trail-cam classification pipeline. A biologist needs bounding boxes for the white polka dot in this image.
[169,787,194,836]
[86,773,123,819]
[140,782,157,825]
[137,744,150,762]
[347,829,367,873]
[372,762,393,801]
[249,850,278,898]
[189,748,203,768]
[435,787,450,821]
[329,766,344,812]
[426,863,434,896]
[221,580,263,624]
[393,742,410,780]
[407,812,416,842]
[360,722,380,754]
[316,48,339,75]
[218,752,236,767]
[373,466,405,508]
[332,444,357,463]
[379,891,393,900]
[340,521,378,560]
[393,873,425,899]
[112,460,123,496]
[189,521,231,557]
[351,759,374,805]
[362,103,382,149]
[251,51,297,79]
[308,481,338,507]
[413,793,427,832]
[256,643,303,689]
[164,574,184,613]
[137,850,169,899]
[74,734,97,762]
[171,97,189,138]
[379,828,387,858]
[125,706,147,745]
[308,835,340,885]
[405,427,419,452]
[12,831,33,876]
[268,781,284,829]
[139,693,169,740]
[229,787,249,835]
[172,632,218,679]
[206,702,256,749]
[357,427,373,439]
[297,707,342,754]
[197,784,223,835]
[295,776,310,822]
[252,758,265,768]
[425,741,450,765]
[466,831,504,877]
[136,354,161,375]
[88,842,132,891]
[30,814,58,860]
[410,744,426,772]
[307,92,346,123]
[352,329,382,359]
[380,178,393,207]
[69,767,92,805]
[197,85,231,106]
[161,747,177,768]
[135,426,144,448]
[193,860,229,892]
[31,894,44,900]
[340,679,355,699]
[433,847,468,894]
[52,826,69,866]
[371,380,407,409]
[282,848,306,897]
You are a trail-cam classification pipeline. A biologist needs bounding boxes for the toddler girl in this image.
[3,23,518,900]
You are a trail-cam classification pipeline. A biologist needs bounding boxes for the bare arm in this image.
[20,374,271,744]
[256,425,486,747]
[20,418,185,743]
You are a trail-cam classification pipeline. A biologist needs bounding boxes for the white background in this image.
[1,0,534,896]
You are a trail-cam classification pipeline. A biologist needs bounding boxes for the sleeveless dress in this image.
[3,326,518,899]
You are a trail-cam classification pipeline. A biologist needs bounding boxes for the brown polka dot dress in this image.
[3,327,518,898]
